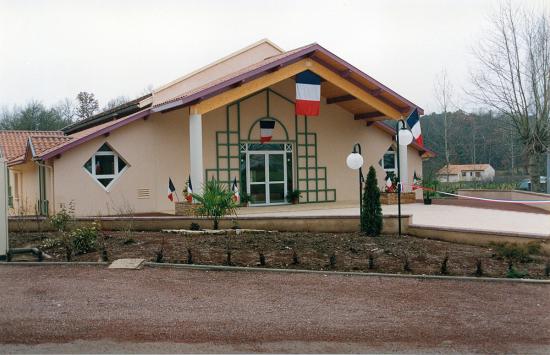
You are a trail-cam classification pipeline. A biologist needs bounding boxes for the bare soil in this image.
[0,265,549,353]
[9,231,550,278]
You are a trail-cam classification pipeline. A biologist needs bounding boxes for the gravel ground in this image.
[0,265,549,354]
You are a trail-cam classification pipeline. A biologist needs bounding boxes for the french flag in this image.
[406,108,423,146]
[295,70,321,116]
[260,120,275,143]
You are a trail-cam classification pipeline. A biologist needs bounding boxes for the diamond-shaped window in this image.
[83,143,129,190]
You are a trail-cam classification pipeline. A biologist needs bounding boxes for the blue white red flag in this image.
[260,120,275,143]
[186,175,193,203]
[168,178,176,202]
[295,70,321,116]
[231,177,240,204]
[406,108,422,146]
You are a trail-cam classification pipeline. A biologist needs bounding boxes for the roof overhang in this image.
[152,44,423,119]
[39,108,151,161]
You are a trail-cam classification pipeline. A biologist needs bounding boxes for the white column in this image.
[399,144,409,192]
[0,158,8,259]
[189,112,204,197]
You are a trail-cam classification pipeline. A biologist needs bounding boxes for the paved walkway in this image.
[239,201,550,237]
[0,265,548,354]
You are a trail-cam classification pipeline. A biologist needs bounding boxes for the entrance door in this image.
[247,151,287,205]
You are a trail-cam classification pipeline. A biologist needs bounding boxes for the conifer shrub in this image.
[362,166,383,236]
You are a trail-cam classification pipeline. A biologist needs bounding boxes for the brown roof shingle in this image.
[0,130,64,164]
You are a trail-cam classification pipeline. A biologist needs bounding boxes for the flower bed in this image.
[8,231,549,278]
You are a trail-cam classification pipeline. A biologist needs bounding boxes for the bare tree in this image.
[102,96,129,112]
[470,3,550,191]
[53,98,76,123]
[434,69,455,182]
[75,92,99,120]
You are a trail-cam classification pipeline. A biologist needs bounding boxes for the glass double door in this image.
[247,151,287,205]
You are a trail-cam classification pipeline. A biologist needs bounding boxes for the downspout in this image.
[34,160,54,216]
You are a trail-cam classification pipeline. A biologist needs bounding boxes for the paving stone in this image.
[109,258,145,269]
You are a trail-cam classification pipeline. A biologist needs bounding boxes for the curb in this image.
[144,262,550,284]
[0,261,109,266]
[1,261,548,284]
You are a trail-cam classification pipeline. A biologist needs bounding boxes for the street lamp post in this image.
[346,143,365,232]
[396,120,413,238]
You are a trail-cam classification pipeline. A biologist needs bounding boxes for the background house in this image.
[436,164,495,182]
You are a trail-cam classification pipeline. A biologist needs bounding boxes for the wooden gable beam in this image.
[326,94,355,104]
[192,58,405,118]
[307,60,404,119]
[192,59,312,115]
[354,111,388,122]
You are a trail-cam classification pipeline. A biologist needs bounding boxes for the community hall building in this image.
[0,39,433,216]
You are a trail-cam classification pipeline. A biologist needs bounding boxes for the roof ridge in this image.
[153,39,285,94]
[0,130,63,133]
[29,135,71,139]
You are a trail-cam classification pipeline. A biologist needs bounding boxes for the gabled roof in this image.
[0,130,64,165]
[154,39,284,95]
[437,164,493,175]
[17,41,427,162]
[152,43,423,118]
[27,136,73,159]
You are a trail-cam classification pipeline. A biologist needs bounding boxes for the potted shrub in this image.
[286,189,302,204]
[240,192,250,207]
[423,181,435,205]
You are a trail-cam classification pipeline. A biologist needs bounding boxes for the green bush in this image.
[192,179,237,229]
[490,242,541,263]
[70,223,98,254]
[49,204,74,232]
[362,166,382,236]
[189,222,201,231]
[507,265,528,278]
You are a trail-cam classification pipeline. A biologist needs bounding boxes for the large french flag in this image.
[406,108,423,146]
[295,70,321,116]
[260,120,275,143]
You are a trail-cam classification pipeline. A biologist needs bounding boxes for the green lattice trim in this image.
[204,87,336,203]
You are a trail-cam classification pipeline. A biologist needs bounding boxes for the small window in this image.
[83,143,128,190]
[461,172,466,177]
[475,171,481,177]
[380,147,397,174]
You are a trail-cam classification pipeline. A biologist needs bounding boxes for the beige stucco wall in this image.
[153,41,283,105]
[201,78,424,203]
[47,78,423,216]
[9,161,39,215]
[51,110,190,216]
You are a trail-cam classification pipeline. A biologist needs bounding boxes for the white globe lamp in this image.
[398,129,414,146]
[346,152,364,170]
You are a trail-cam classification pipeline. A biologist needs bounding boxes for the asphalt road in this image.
[0,265,549,354]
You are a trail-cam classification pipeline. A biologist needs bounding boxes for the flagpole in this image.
[396,119,402,238]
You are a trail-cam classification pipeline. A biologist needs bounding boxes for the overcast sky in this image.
[1,0,548,113]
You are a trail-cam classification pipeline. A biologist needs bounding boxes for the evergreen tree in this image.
[362,166,383,236]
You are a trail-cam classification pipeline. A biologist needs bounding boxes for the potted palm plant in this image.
[286,189,302,204]
[191,179,237,230]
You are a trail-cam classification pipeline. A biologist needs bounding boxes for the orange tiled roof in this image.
[29,135,73,156]
[0,130,64,164]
